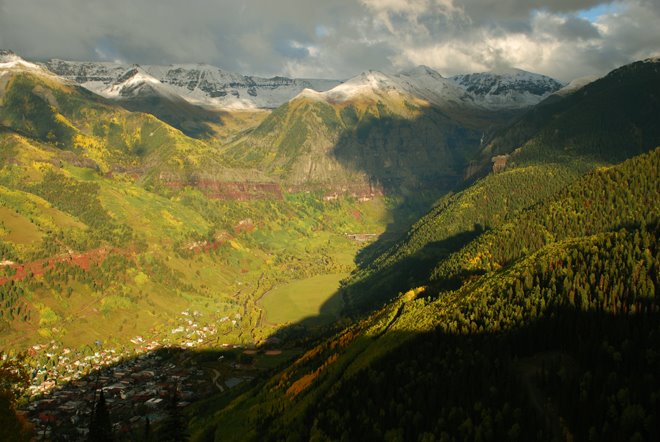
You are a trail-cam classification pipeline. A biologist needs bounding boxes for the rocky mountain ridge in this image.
[449,68,564,109]
[43,56,564,111]
[293,65,563,111]
[44,58,341,109]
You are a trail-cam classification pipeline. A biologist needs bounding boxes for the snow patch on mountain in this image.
[554,75,599,96]
[295,88,326,102]
[393,66,474,107]
[103,67,157,95]
[101,66,180,100]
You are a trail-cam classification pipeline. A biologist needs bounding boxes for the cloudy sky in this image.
[0,0,658,81]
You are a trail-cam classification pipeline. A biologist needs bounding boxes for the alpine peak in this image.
[0,49,41,71]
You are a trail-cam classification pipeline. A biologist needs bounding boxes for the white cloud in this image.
[0,0,658,81]
[357,0,660,81]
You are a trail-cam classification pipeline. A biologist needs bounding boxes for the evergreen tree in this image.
[88,390,113,442]
[161,387,188,442]
[143,416,151,442]
[0,353,31,442]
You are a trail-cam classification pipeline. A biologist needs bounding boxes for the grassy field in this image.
[0,205,42,244]
[261,273,349,326]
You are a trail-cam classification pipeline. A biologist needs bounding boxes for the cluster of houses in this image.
[24,310,236,398]
[23,349,216,439]
[18,310,253,440]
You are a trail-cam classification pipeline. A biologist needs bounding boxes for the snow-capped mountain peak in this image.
[398,65,444,80]
[101,66,172,99]
[293,66,473,110]
[449,69,564,109]
[0,49,41,71]
[321,70,401,102]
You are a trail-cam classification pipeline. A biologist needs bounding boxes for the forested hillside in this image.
[341,59,660,313]
[432,149,660,285]
[294,225,660,441]
[487,59,660,163]
[194,147,660,442]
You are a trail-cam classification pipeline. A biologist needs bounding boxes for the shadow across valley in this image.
[261,308,660,441]
[342,225,487,313]
[115,95,226,139]
[265,225,487,346]
[19,306,660,441]
[326,104,511,267]
[262,102,518,341]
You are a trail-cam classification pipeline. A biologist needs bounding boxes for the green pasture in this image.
[261,273,348,326]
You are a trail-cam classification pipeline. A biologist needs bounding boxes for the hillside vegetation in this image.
[221,90,490,193]
[341,59,660,313]
[0,70,392,351]
[195,145,660,442]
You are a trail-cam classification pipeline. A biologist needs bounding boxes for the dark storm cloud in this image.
[0,0,366,76]
[558,17,601,40]
[0,0,658,81]
[275,41,310,60]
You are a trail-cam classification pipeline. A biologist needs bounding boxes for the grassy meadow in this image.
[261,273,348,326]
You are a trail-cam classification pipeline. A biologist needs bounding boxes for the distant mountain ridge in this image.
[0,49,574,200]
[42,55,563,111]
[44,58,342,109]
[293,65,563,110]
[449,68,564,109]
[299,68,473,108]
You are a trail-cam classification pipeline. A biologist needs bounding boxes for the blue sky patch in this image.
[579,2,621,22]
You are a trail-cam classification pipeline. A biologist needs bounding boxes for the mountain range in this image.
[2,49,567,200]
[44,54,564,111]
[0,48,658,441]
[44,58,342,110]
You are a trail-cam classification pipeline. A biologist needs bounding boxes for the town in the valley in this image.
[15,310,287,439]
